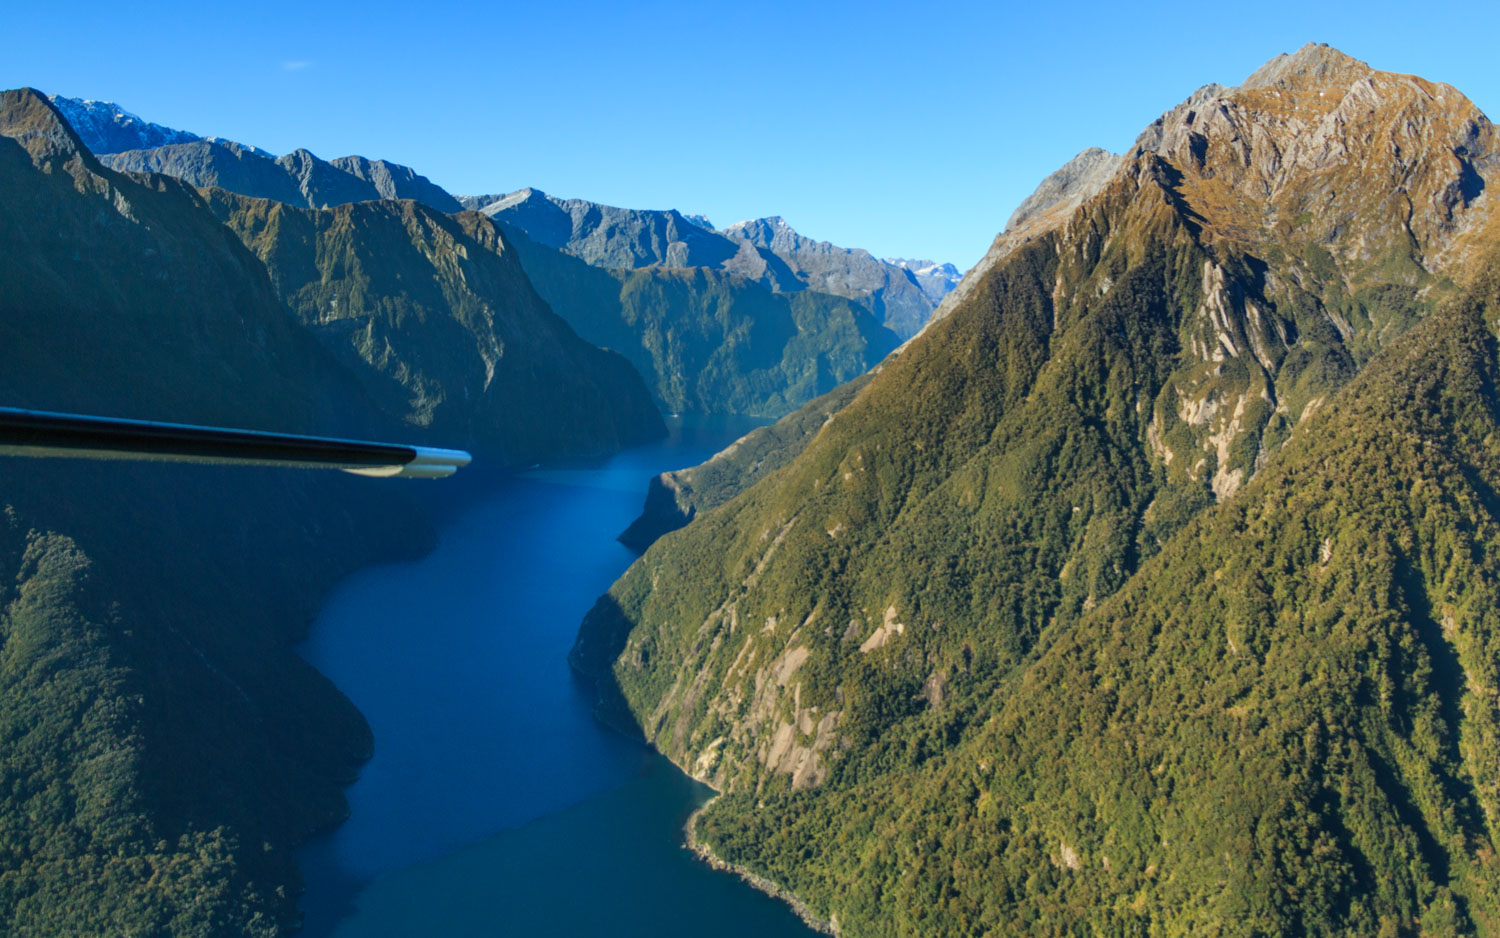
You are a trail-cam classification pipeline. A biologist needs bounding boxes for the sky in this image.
[5,0,1498,270]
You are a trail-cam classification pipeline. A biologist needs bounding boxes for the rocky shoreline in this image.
[682,796,840,936]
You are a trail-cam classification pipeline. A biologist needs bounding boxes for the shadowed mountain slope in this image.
[0,87,436,936]
[205,191,663,463]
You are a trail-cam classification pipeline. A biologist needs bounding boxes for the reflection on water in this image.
[296,417,816,937]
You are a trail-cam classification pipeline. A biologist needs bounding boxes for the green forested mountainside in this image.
[619,374,873,551]
[573,46,1500,936]
[0,89,379,435]
[695,269,1500,938]
[58,105,905,419]
[498,222,899,416]
[0,87,439,936]
[0,463,428,938]
[204,191,664,463]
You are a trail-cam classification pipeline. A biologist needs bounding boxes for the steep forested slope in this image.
[620,374,874,551]
[205,191,663,464]
[0,84,658,936]
[574,45,1500,936]
[0,87,434,936]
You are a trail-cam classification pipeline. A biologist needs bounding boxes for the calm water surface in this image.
[296,418,818,937]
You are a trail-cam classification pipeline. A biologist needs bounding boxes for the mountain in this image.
[1,90,378,433]
[100,142,463,213]
[618,374,873,551]
[466,189,955,339]
[0,85,659,935]
[329,154,462,210]
[48,94,207,154]
[52,104,900,419]
[931,146,1121,325]
[0,87,441,935]
[885,257,962,305]
[494,222,899,416]
[463,187,770,274]
[572,45,1500,936]
[204,190,663,462]
[52,95,463,214]
[722,216,949,340]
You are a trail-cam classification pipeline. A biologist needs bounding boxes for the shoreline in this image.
[682,795,839,936]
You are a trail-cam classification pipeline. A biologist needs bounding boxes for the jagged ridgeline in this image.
[462,189,958,342]
[74,99,921,420]
[573,45,1500,935]
[492,223,896,417]
[203,191,664,462]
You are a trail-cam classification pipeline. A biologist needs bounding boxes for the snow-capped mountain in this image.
[47,95,272,157]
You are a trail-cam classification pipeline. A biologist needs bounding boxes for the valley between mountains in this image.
[2,39,1499,938]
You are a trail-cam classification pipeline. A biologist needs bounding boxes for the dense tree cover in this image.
[0,456,430,936]
[206,192,664,464]
[575,126,1500,933]
[620,374,874,551]
[0,89,437,935]
[697,282,1500,936]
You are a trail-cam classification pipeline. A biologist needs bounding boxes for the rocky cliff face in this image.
[330,154,462,211]
[494,222,899,417]
[885,257,962,305]
[47,94,209,155]
[723,217,946,340]
[574,46,1500,937]
[468,187,757,273]
[99,141,461,213]
[467,188,955,339]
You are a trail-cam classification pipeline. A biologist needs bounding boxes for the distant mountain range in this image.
[52,92,957,344]
[465,188,957,339]
[54,98,939,414]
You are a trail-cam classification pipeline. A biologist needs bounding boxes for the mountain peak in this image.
[3,88,92,169]
[47,94,202,155]
[1240,42,1372,92]
[1004,147,1120,233]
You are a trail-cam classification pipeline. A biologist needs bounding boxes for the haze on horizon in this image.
[5,0,1497,269]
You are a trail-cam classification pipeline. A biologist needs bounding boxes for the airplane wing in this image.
[0,407,471,479]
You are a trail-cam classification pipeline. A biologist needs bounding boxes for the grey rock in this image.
[885,258,963,305]
[722,217,947,340]
[931,147,1121,327]
[99,140,461,214]
[47,95,202,154]
[329,155,462,212]
[464,191,955,339]
[472,187,744,271]
[100,141,304,205]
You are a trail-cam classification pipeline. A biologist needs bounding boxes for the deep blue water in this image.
[295,418,819,937]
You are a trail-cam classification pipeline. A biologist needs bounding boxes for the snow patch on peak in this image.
[48,94,201,155]
[887,258,962,282]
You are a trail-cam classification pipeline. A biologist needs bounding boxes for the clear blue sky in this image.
[5,0,1496,269]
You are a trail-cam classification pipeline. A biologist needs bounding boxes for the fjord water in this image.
[295,418,818,937]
